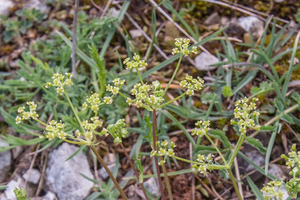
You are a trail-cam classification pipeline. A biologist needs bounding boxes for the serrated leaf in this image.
[222,85,233,97]
[208,129,233,148]
[250,87,260,95]
[245,137,266,155]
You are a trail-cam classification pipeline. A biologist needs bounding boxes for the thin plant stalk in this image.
[228,168,243,200]
[164,54,183,93]
[120,143,149,200]
[161,162,173,200]
[152,109,166,200]
[90,145,129,200]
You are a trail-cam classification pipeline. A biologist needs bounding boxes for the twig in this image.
[234,157,244,200]
[100,0,114,19]
[207,175,226,200]
[24,144,40,191]
[195,176,217,198]
[35,151,48,197]
[71,0,79,78]
[190,142,195,200]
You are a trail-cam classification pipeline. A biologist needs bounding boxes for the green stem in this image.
[204,134,228,165]
[90,145,128,200]
[228,133,246,167]
[172,156,228,170]
[228,168,243,200]
[158,92,187,109]
[63,91,85,133]
[136,70,144,85]
[34,119,48,126]
[152,110,166,200]
[164,54,183,93]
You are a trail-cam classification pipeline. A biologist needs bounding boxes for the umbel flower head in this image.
[16,101,39,124]
[230,97,260,134]
[82,92,113,114]
[261,181,285,200]
[191,120,210,137]
[192,154,214,175]
[123,54,147,70]
[45,72,73,95]
[172,38,198,56]
[180,74,204,96]
[126,80,165,110]
[74,116,104,141]
[150,140,176,166]
[106,78,125,95]
[42,120,66,140]
[107,119,128,143]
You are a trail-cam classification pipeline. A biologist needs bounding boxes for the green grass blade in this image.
[282,31,300,100]
[246,175,264,200]
[162,2,197,39]
[265,124,278,174]
[65,145,86,161]
[0,186,8,190]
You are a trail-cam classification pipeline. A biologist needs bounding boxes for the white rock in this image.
[238,16,264,39]
[0,0,14,17]
[98,163,116,179]
[23,0,50,14]
[268,164,287,181]
[4,180,19,200]
[143,177,159,197]
[129,29,143,39]
[46,143,94,200]
[0,193,7,200]
[274,0,284,2]
[0,139,11,182]
[245,151,265,173]
[43,191,55,200]
[23,168,41,184]
[103,153,116,165]
[194,52,219,71]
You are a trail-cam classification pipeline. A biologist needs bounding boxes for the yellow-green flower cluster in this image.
[150,140,176,166]
[106,78,125,95]
[192,154,214,175]
[172,38,198,56]
[45,73,73,95]
[191,120,210,137]
[261,181,285,200]
[74,116,103,141]
[230,97,260,134]
[82,93,113,114]
[281,144,300,198]
[123,54,147,70]
[15,102,38,124]
[126,81,165,110]
[179,74,204,96]
[43,120,66,140]
[107,119,128,143]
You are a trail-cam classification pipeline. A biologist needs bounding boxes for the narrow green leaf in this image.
[245,137,266,155]
[208,130,233,148]
[260,125,277,132]
[265,126,277,174]
[246,175,264,200]
[65,145,86,161]
[80,172,98,184]
[0,185,8,190]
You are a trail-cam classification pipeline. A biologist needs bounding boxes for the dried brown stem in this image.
[120,143,149,200]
